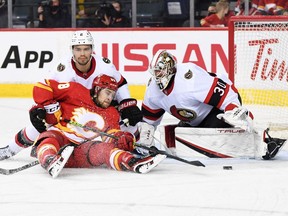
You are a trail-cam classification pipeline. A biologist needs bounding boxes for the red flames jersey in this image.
[142,63,241,127]
[33,79,120,144]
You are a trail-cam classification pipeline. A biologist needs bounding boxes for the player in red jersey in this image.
[33,74,165,178]
[0,30,142,160]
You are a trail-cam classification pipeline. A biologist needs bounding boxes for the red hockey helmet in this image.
[92,74,118,95]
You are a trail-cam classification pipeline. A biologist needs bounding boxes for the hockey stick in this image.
[134,143,205,167]
[61,118,118,140]
[0,160,40,175]
[150,135,205,167]
[64,118,205,167]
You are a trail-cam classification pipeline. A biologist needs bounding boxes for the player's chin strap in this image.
[63,118,205,167]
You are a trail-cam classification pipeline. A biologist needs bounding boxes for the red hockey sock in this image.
[36,137,60,167]
[109,149,134,171]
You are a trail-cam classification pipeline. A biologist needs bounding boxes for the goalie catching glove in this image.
[217,103,254,132]
[29,101,62,133]
[118,98,143,126]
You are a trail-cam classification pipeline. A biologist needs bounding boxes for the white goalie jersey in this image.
[142,62,241,127]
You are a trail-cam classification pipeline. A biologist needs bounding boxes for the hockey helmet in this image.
[149,50,177,90]
[92,74,118,96]
[71,30,94,49]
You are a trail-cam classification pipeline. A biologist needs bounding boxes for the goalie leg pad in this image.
[162,127,257,158]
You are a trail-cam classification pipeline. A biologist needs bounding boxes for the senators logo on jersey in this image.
[57,63,65,72]
[184,70,193,79]
[170,105,197,121]
[102,57,111,64]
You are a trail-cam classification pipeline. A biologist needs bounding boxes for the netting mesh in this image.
[232,19,288,132]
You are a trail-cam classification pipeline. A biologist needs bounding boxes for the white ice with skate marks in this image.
[1,98,288,216]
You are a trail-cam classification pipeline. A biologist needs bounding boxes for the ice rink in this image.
[1,98,288,216]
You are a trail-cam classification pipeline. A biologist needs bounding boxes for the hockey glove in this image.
[137,122,155,155]
[118,98,143,126]
[113,131,135,152]
[43,102,61,125]
[217,103,254,132]
[30,104,47,133]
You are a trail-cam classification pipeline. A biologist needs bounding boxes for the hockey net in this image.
[228,16,288,138]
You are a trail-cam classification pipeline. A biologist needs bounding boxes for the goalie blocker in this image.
[158,125,286,159]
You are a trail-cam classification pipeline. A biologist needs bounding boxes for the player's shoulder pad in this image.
[102,57,111,64]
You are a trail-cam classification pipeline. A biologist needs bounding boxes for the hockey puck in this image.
[223,166,232,170]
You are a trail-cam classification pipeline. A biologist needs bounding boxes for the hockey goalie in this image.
[138,50,287,160]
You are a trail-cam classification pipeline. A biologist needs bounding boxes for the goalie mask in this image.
[71,30,94,50]
[149,50,177,90]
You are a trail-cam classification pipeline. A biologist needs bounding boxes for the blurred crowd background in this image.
[0,0,287,28]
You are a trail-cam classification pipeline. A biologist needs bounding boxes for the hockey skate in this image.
[262,129,287,160]
[45,145,74,178]
[129,154,166,174]
[0,145,15,160]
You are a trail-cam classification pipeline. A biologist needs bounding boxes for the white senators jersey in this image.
[43,54,130,103]
[142,62,242,127]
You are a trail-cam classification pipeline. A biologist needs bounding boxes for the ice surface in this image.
[1,98,288,216]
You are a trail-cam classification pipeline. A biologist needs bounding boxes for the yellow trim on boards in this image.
[0,84,147,100]
[0,84,287,106]
[239,89,288,106]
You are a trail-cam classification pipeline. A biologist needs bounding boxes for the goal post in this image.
[228,16,288,134]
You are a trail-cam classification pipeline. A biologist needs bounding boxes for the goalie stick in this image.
[64,118,205,167]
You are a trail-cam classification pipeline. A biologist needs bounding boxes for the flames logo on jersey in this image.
[184,70,193,79]
[68,107,105,139]
[57,63,65,72]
